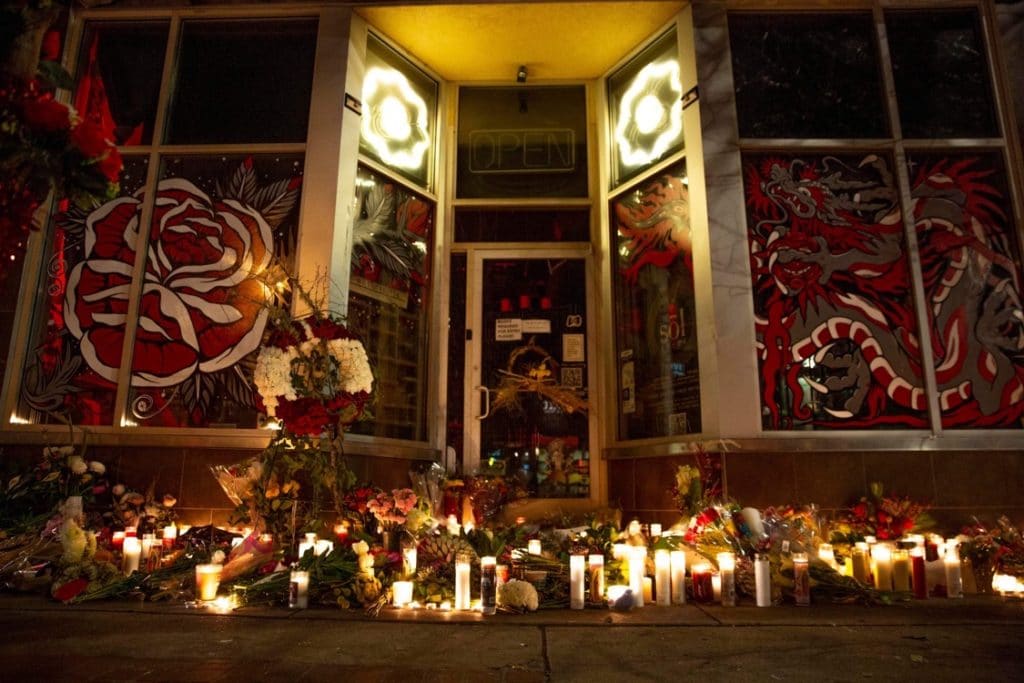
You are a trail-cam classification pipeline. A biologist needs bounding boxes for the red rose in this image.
[21,94,71,133]
[64,178,273,388]
[852,502,868,519]
[70,119,111,158]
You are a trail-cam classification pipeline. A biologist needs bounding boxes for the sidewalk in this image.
[1,594,1021,682]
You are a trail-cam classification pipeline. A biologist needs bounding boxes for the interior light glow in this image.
[361,66,431,172]
[9,415,29,424]
[614,59,683,169]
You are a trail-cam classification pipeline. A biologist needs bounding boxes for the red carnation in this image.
[70,119,111,158]
[21,94,71,133]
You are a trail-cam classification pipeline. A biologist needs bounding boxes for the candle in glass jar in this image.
[755,554,771,607]
[642,577,653,604]
[712,573,722,602]
[654,549,671,606]
[162,525,177,550]
[872,545,893,592]
[588,554,605,604]
[944,544,963,599]
[670,550,686,605]
[793,553,810,606]
[718,552,736,607]
[122,536,141,575]
[455,554,472,610]
[692,562,713,603]
[403,546,418,577]
[297,534,316,559]
[481,556,497,615]
[628,546,646,607]
[852,544,870,585]
[195,563,222,601]
[612,543,628,561]
[290,569,309,609]
[892,549,911,592]
[112,530,125,551]
[314,539,334,556]
[649,523,662,539]
[125,526,137,538]
[817,543,837,571]
[527,539,542,556]
[391,579,413,608]
[911,547,928,599]
[570,554,585,610]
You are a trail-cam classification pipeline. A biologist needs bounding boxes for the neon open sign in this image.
[468,128,576,174]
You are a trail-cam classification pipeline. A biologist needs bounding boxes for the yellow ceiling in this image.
[355,1,686,82]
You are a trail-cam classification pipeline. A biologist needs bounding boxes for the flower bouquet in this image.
[830,482,933,543]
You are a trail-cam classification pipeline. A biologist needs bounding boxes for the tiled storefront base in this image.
[607,450,1024,533]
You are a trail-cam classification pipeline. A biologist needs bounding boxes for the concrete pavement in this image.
[0,594,1021,681]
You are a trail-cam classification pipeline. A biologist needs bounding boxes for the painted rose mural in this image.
[21,157,301,427]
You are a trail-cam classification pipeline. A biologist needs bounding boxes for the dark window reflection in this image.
[886,9,998,139]
[729,12,887,139]
[454,208,589,243]
[167,18,317,144]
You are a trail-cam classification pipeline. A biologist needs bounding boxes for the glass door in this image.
[464,248,592,499]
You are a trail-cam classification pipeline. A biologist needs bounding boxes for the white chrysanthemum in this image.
[327,339,373,394]
[88,460,105,475]
[67,455,88,475]
[498,579,539,611]
[253,346,299,415]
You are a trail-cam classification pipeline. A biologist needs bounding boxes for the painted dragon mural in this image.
[745,152,1024,429]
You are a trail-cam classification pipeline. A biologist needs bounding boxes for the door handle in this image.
[475,385,492,420]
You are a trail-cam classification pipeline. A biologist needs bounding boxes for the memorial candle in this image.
[391,579,413,608]
[755,554,771,607]
[455,554,472,610]
[944,543,963,599]
[670,550,686,605]
[655,549,671,606]
[911,547,928,599]
[642,577,653,604]
[793,553,810,606]
[289,569,309,609]
[588,554,605,604]
[628,546,646,607]
[122,536,141,575]
[718,552,736,607]
[162,525,177,550]
[403,545,418,577]
[528,539,542,556]
[817,543,838,571]
[852,542,870,584]
[195,563,222,601]
[892,549,911,592]
[872,545,893,592]
[481,556,497,615]
[570,554,585,610]
[111,530,125,551]
[692,563,713,603]
[649,523,662,539]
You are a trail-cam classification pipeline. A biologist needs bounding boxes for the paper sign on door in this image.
[496,318,523,341]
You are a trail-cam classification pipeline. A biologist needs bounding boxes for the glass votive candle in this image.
[527,539,542,556]
[195,563,223,601]
[392,580,414,608]
[289,569,309,609]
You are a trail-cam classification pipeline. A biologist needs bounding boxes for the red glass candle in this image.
[911,548,928,600]
[692,563,713,603]
[111,531,125,551]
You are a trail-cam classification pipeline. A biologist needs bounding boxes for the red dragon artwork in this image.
[745,152,1024,429]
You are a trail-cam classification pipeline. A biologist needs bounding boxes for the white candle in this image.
[944,543,963,599]
[817,543,837,571]
[195,563,222,601]
[712,573,722,602]
[607,584,631,609]
[403,546,418,576]
[612,543,628,561]
[162,524,177,550]
[718,552,736,607]
[111,530,125,550]
[588,554,605,604]
[892,549,911,592]
[570,554,585,610]
[642,577,653,604]
[122,536,141,575]
[628,519,642,536]
[455,554,472,610]
[392,579,413,608]
[670,550,686,605]
[314,539,334,556]
[649,523,662,539]
[289,569,309,609]
[872,545,893,592]
[755,554,771,607]
[655,549,671,606]
[527,539,542,556]
[628,546,646,608]
[481,556,497,615]
[297,540,315,558]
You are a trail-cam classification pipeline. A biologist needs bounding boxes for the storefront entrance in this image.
[451,246,593,500]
